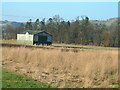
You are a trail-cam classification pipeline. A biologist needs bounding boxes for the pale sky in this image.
[2,2,118,22]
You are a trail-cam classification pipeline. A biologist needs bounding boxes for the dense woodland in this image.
[2,15,119,47]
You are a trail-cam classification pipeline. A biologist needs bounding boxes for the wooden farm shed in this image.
[17,30,52,45]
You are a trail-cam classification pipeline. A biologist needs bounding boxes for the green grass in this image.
[0,40,17,44]
[2,68,52,88]
[17,40,33,45]
[0,40,33,45]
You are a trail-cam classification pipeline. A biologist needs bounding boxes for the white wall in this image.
[17,32,33,41]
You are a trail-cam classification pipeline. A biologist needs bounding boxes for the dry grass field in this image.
[2,46,119,88]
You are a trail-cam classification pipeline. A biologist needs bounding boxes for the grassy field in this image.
[2,46,119,88]
[0,40,118,50]
[2,68,52,88]
[0,40,17,44]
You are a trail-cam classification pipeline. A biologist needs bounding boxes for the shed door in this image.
[38,36,47,44]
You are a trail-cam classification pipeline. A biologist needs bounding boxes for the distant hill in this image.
[0,20,25,29]
[90,18,118,26]
[0,17,118,29]
[105,18,118,26]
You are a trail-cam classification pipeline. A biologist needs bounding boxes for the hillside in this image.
[0,17,118,29]
[0,20,25,29]
[89,17,118,26]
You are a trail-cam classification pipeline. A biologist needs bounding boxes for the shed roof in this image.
[18,30,44,35]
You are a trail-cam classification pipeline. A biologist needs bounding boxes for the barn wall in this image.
[34,32,52,42]
[34,35,38,41]
[17,33,33,41]
[47,34,52,42]
[39,32,47,36]
[40,32,52,42]
[17,31,52,45]
[17,32,33,45]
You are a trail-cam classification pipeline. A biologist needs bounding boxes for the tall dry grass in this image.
[2,47,118,88]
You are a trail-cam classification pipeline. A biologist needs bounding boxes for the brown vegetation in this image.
[2,46,118,88]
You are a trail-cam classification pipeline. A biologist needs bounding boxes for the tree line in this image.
[2,15,119,47]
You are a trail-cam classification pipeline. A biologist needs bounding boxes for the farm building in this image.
[17,30,52,45]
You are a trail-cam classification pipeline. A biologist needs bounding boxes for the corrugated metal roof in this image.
[18,30,44,34]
